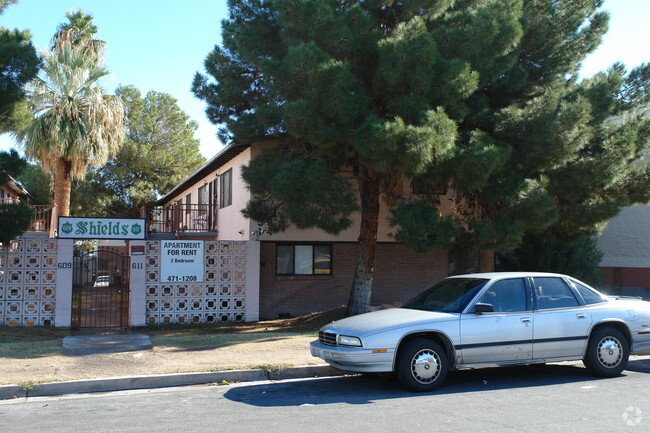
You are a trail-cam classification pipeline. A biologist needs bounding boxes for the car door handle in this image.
[521,317,532,323]
[576,314,587,319]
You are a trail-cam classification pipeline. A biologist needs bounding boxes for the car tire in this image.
[583,326,629,377]
[396,338,448,392]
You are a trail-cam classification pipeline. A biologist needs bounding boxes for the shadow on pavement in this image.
[626,356,650,373]
[224,361,648,407]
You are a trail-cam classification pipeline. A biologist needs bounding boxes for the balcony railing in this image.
[0,199,58,238]
[27,204,58,237]
[143,204,218,235]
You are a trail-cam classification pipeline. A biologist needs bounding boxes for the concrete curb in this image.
[0,365,343,400]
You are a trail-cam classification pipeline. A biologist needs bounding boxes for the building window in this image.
[211,179,218,205]
[198,184,208,205]
[276,244,332,275]
[220,169,232,208]
[185,193,191,214]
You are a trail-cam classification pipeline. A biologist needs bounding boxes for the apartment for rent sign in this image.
[161,241,204,282]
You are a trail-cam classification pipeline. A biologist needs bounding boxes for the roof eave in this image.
[156,142,251,206]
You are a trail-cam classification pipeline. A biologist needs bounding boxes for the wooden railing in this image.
[0,199,58,237]
[28,204,58,237]
[143,204,218,234]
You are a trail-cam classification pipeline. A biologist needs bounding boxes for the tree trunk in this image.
[54,157,72,217]
[477,250,495,273]
[346,166,381,317]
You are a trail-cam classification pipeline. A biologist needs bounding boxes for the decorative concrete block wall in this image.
[0,238,57,326]
[0,238,260,327]
[143,240,250,324]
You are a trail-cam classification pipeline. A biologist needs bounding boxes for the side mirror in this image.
[474,303,494,314]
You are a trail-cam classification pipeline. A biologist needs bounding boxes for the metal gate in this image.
[72,249,130,328]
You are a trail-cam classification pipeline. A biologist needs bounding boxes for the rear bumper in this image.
[310,340,394,373]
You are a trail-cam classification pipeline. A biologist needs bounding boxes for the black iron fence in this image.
[72,249,130,328]
[143,204,218,234]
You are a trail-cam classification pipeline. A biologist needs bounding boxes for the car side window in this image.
[572,281,606,305]
[534,277,580,309]
[476,278,527,312]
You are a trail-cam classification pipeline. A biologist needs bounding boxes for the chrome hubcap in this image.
[597,337,622,368]
[411,349,441,384]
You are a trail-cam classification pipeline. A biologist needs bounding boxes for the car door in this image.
[532,276,592,359]
[460,278,533,364]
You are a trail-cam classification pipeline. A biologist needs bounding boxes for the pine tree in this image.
[0,0,39,133]
[0,149,31,244]
[194,0,650,315]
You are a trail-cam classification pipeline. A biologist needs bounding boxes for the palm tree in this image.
[18,14,124,217]
[19,42,125,216]
[51,10,105,62]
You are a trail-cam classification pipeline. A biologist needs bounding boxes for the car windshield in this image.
[403,278,488,313]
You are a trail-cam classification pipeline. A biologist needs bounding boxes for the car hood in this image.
[321,308,457,337]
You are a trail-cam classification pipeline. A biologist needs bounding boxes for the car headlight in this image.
[337,335,362,347]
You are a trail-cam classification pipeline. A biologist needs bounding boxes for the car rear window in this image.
[572,281,606,305]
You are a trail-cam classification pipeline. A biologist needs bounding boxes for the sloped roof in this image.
[1,171,30,199]
[156,142,251,205]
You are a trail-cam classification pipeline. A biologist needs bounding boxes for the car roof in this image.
[446,272,571,280]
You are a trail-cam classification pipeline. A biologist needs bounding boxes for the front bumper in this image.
[310,340,394,373]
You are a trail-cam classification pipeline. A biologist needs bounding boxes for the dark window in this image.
[534,277,580,309]
[185,193,191,214]
[220,169,232,208]
[198,184,208,205]
[476,278,528,312]
[276,244,331,275]
[572,281,606,305]
[210,179,218,205]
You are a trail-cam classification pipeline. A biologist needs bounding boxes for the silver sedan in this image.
[310,272,650,391]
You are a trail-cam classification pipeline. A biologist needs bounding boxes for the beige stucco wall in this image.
[165,147,253,241]
[218,147,254,240]
[597,107,650,270]
[254,191,455,243]
[598,204,650,268]
[165,140,456,244]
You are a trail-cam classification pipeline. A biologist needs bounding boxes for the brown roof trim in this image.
[1,172,30,199]
[157,142,251,205]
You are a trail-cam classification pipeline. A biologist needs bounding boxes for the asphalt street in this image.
[1,360,648,433]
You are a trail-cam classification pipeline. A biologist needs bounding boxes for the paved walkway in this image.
[62,334,153,355]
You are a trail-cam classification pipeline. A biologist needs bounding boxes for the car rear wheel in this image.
[583,326,629,377]
[396,338,448,392]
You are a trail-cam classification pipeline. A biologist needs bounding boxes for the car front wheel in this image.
[396,338,448,392]
[583,326,629,377]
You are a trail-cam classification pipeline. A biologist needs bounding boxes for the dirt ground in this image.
[1,334,318,385]
[1,308,346,385]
